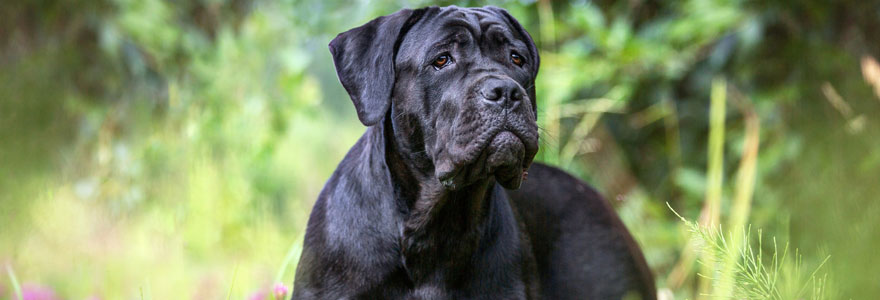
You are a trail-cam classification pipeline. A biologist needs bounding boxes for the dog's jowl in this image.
[292,6,655,300]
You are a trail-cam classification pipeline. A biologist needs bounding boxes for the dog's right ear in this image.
[329,8,427,126]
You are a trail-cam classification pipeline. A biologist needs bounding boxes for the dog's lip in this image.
[437,167,461,189]
[502,129,534,162]
[494,126,539,168]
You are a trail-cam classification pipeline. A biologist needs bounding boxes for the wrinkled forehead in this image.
[397,6,528,62]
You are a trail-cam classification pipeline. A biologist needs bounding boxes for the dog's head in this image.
[330,6,539,190]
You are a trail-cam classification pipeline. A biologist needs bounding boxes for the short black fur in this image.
[294,6,655,299]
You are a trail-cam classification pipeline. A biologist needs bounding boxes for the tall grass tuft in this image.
[669,203,831,300]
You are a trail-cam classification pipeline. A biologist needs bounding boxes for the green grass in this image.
[669,203,831,300]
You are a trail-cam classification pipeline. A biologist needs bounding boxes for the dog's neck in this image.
[383,116,500,283]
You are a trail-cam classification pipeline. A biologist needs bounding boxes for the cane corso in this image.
[292,6,655,299]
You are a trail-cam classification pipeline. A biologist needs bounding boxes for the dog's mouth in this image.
[436,130,534,190]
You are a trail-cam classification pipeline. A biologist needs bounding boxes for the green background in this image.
[2,0,879,299]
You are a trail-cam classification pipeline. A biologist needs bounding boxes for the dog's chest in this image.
[392,187,536,299]
[402,278,530,300]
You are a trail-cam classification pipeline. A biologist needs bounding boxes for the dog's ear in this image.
[486,6,540,117]
[329,8,427,126]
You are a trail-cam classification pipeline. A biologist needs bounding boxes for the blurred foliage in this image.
[1,0,879,299]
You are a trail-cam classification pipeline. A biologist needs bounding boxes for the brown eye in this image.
[510,52,524,66]
[433,55,450,69]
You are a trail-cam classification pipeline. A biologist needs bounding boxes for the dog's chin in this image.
[437,131,529,191]
[485,131,527,189]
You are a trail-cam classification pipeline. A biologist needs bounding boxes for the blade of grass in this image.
[226,263,239,300]
[704,76,727,231]
[275,240,303,284]
[697,77,727,299]
[6,265,23,300]
[715,84,761,298]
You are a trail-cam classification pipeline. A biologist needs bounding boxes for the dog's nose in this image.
[480,78,523,109]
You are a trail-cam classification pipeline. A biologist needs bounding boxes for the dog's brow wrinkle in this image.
[475,11,488,21]
[443,20,476,33]
[481,23,504,36]
[436,8,457,19]
[484,26,511,45]
[471,8,493,19]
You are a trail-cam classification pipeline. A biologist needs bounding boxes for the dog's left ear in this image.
[329,8,428,126]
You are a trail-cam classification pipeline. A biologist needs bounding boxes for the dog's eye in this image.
[510,52,524,66]
[432,55,451,69]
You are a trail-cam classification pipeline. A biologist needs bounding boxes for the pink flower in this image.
[247,289,268,300]
[273,282,289,300]
[20,283,58,300]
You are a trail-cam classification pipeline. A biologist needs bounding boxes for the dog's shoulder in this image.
[505,162,657,299]
[294,128,408,298]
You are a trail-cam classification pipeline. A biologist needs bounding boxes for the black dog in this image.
[293,6,655,299]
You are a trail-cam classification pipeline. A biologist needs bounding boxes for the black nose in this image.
[479,78,523,109]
